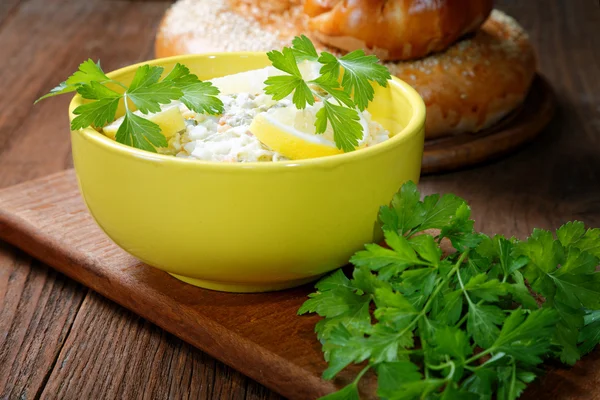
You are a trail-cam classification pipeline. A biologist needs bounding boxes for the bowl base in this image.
[168,273,323,293]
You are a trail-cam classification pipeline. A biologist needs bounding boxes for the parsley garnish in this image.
[36,59,223,152]
[300,181,600,399]
[38,37,391,153]
[265,36,391,152]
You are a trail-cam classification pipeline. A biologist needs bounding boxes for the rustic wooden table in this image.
[1,0,599,399]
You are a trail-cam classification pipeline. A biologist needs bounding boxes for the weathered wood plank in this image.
[40,292,278,400]
[0,0,22,27]
[0,0,170,187]
[0,243,86,400]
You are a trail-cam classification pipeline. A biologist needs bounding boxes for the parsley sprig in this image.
[264,36,391,152]
[37,37,391,154]
[300,182,600,399]
[36,59,223,152]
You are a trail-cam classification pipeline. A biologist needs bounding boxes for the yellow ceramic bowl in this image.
[69,53,425,292]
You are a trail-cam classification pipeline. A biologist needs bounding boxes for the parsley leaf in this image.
[350,230,427,275]
[318,50,391,111]
[439,203,482,250]
[315,100,363,152]
[419,193,467,231]
[496,236,529,277]
[376,361,422,392]
[291,34,319,61]
[38,60,223,153]
[178,81,224,115]
[264,35,391,152]
[301,182,600,400]
[67,59,110,86]
[557,221,586,247]
[71,97,121,130]
[374,287,418,331]
[76,81,121,100]
[579,309,600,355]
[430,325,472,362]
[128,79,183,113]
[408,234,442,266]
[434,289,463,325]
[36,59,110,103]
[115,110,167,152]
[265,46,314,108]
[380,181,424,235]
[128,65,164,92]
[464,274,509,302]
[298,286,369,320]
[574,228,600,257]
[162,63,224,115]
[492,308,558,365]
[467,303,505,348]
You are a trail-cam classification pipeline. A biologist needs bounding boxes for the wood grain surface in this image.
[0,0,599,399]
[1,168,600,399]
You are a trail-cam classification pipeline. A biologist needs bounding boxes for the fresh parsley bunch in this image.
[300,182,600,399]
[36,59,223,152]
[264,35,391,152]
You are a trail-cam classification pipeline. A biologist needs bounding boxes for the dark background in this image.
[1,0,599,399]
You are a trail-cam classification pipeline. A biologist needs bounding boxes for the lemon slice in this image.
[102,104,186,140]
[250,102,369,160]
[210,61,322,95]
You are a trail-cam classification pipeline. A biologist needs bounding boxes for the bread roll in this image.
[155,1,536,139]
[391,11,536,138]
[304,0,494,61]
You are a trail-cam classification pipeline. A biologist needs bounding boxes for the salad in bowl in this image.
[36,36,426,292]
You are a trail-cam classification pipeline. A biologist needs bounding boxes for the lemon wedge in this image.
[102,104,186,140]
[210,61,322,95]
[250,102,370,160]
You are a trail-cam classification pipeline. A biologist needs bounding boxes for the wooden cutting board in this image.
[0,170,598,400]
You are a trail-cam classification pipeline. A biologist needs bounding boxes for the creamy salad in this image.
[102,64,391,163]
[168,93,290,162]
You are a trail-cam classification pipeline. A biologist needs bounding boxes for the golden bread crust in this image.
[389,10,536,138]
[304,0,494,61]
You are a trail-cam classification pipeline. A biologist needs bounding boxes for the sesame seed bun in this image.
[155,1,536,139]
[389,10,537,138]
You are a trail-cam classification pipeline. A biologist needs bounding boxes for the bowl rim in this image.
[69,52,426,170]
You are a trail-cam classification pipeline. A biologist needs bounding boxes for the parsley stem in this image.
[456,267,474,306]
[509,360,517,396]
[123,93,131,115]
[353,364,371,386]
[429,358,456,380]
[394,251,470,342]
[454,313,468,328]
[464,347,494,365]
[427,361,452,370]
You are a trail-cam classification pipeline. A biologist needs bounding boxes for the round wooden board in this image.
[422,74,556,174]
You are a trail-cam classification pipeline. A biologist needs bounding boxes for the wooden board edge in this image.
[421,74,556,174]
